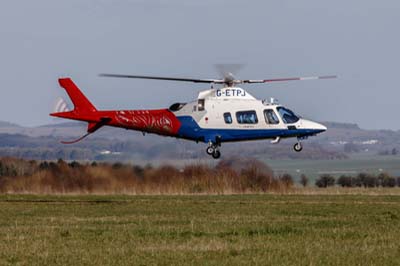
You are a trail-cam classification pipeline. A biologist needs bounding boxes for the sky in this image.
[0,0,399,130]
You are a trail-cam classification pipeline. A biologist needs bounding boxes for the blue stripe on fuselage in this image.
[176,116,324,143]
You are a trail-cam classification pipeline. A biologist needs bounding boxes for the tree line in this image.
[0,157,294,194]
[1,157,398,193]
[315,172,400,188]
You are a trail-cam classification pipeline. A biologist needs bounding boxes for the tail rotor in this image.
[53,97,71,114]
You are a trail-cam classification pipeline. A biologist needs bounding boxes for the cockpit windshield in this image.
[277,107,299,124]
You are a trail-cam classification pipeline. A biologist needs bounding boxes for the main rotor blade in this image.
[243,75,337,84]
[99,73,223,84]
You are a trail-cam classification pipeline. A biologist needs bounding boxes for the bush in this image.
[378,173,396,187]
[68,161,81,169]
[382,177,396,187]
[280,174,294,187]
[315,174,335,188]
[112,162,123,169]
[337,173,398,188]
[300,174,308,187]
[132,165,144,178]
[39,161,50,170]
[358,173,378,187]
[218,157,276,192]
[0,157,37,177]
[337,175,352,187]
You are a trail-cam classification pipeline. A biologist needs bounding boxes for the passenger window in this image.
[236,111,258,124]
[264,109,279,124]
[198,99,205,111]
[223,112,232,124]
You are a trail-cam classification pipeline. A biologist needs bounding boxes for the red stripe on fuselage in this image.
[52,108,181,137]
[102,109,181,136]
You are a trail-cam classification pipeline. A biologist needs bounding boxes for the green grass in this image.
[1,194,400,265]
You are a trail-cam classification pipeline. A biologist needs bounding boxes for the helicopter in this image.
[50,71,335,159]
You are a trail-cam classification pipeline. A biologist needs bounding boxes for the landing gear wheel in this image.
[206,146,215,155]
[294,142,303,152]
[212,150,221,159]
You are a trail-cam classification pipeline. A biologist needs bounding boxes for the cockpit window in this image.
[264,109,279,124]
[277,107,299,124]
[169,103,186,112]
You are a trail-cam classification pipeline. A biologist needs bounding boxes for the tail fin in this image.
[50,78,110,144]
[58,78,97,113]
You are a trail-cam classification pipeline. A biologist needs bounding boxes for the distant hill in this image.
[312,121,400,156]
[322,121,360,130]
[0,121,21,128]
[39,122,82,128]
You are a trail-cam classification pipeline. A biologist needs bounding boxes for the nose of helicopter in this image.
[314,122,327,133]
[300,119,327,133]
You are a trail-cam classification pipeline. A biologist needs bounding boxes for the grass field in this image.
[1,193,400,265]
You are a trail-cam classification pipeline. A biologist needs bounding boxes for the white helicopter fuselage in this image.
[171,87,326,146]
